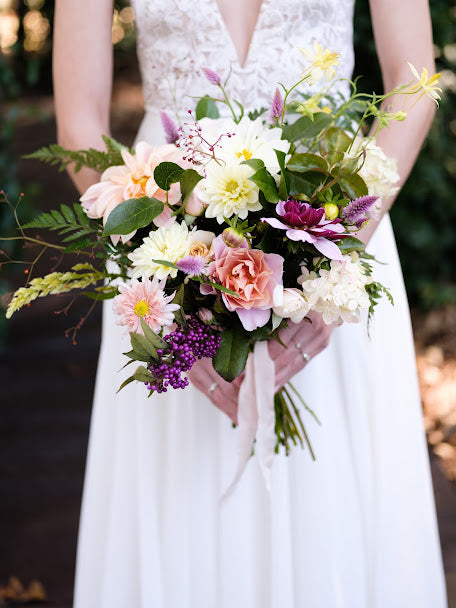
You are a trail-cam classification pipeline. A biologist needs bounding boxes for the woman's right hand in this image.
[268,311,334,392]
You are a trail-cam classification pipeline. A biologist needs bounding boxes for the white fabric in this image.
[73,1,447,606]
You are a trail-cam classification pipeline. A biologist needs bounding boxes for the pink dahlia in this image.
[262,199,346,260]
[200,236,284,331]
[112,275,180,335]
[80,142,184,243]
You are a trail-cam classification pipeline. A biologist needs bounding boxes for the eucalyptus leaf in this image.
[103,197,164,236]
[154,162,184,191]
[195,95,220,120]
[212,326,250,382]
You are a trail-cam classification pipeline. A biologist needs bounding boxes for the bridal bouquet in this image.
[1,44,440,487]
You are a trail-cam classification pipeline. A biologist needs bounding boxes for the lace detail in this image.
[131,0,355,116]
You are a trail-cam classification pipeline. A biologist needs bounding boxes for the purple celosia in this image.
[341,195,379,227]
[262,199,347,260]
[269,88,284,122]
[147,315,221,393]
[202,67,222,87]
[160,110,179,144]
[176,255,206,276]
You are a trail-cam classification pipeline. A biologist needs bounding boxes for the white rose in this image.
[273,288,312,324]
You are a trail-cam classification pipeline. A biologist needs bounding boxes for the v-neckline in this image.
[213,0,267,69]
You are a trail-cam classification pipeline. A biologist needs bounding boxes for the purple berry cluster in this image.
[147,315,221,393]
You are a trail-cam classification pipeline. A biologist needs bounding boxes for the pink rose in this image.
[201,236,284,331]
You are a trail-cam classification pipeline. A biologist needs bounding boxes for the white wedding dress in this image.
[73,1,447,606]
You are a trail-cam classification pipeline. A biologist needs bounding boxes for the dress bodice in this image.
[131,0,355,115]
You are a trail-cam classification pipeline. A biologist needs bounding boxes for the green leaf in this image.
[74,203,91,226]
[286,153,329,173]
[51,209,65,224]
[249,167,279,203]
[139,316,167,350]
[122,348,151,363]
[60,204,76,223]
[103,197,164,236]
[319,127,352,156]
[180,169,203,204]
[281,113,333,142]
[243,158,265,171]
[195,95,220,120]
[195,277,238,296]
[154,162,184,191]
[130,332,157,359]
[133,366,156,383]
[117,375,136,393]
[102,134,127,166]
[288,171,325,198]
[336,174,369,199]
[212,326,250,382]
[275,149,289,200]
[172,284,187,326]
[337,236,366,253]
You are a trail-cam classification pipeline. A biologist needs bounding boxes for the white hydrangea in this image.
[128,222,191,280]
[352,137,400,201]
[198,162,261,223]
[298,252,370,325]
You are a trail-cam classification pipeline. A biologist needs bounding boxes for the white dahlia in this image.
[128,222,191,280]
[218,116,289,174]
[198,163,261,223]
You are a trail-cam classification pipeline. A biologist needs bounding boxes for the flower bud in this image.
[185,191,205,216]
[222,226,244,248]
[324,203,339,220]
[197,307,215,324]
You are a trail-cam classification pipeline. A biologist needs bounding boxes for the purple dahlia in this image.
[262,199,346,260]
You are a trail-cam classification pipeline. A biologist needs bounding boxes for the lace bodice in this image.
[131,0,355,115]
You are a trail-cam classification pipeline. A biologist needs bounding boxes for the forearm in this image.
[357,0,436,245]
[357,84,436,244]
[53,0,114,195]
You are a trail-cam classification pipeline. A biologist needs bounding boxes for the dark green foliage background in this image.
[1,0,455,308]
[354,0,456,307]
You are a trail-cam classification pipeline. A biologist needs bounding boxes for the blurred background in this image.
[0,0,455,605]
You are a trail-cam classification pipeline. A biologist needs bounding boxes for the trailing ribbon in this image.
[221,340,276,501]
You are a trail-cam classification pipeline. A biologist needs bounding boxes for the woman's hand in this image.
[187,358,243,424]
[268,311,333,392]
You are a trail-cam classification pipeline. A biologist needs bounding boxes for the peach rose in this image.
[201,236,284,331]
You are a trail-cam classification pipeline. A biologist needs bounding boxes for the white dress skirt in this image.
[73,107,447,608]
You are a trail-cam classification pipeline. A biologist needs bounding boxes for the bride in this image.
[53,0,447,606]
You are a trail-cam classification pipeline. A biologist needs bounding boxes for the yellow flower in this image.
[407,62,442,105]
[298,94,332,118]
[299,42,340,84]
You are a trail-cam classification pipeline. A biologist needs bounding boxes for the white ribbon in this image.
[221,340,276,501]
